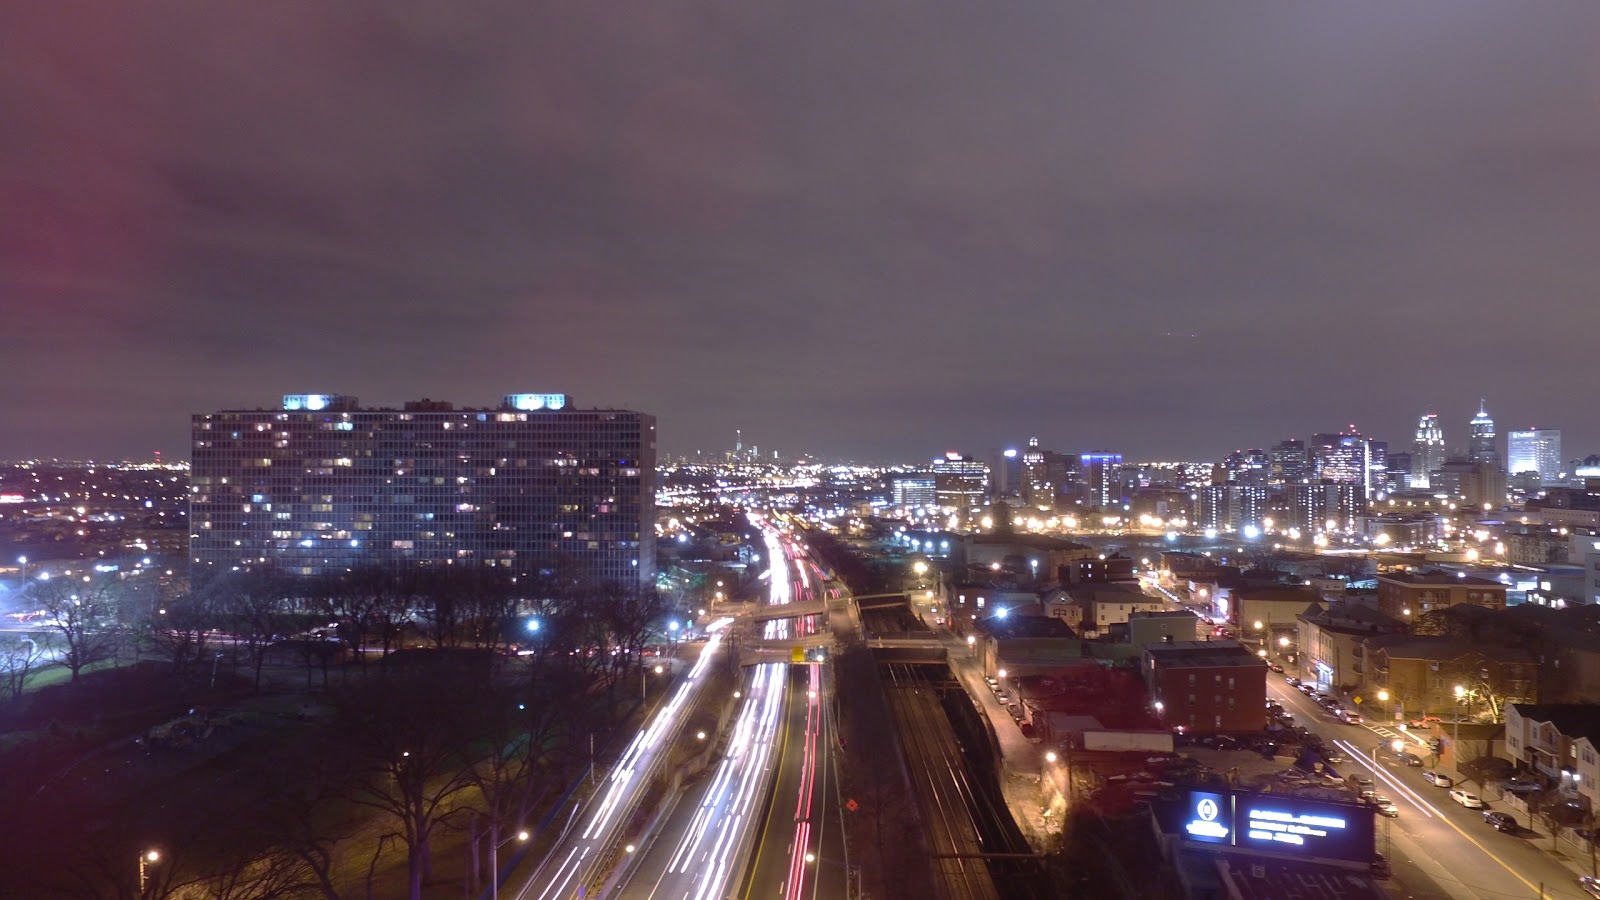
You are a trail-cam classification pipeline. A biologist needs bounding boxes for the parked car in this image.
[1484,811,1517,832]
[1324,753,1347,764]
[1499,780,1542,795]
[1449,789,1485,809]
[1581,875,1600,899]
[1338,710,1363,724]
[1347,773,1374,787]
[1397,751,1425,767]
[1374,798,1400,817]
[1424,771,1454,788]
[1408,715,1443,728]
[1287,676,1302,687]
[1267,662,1285,673]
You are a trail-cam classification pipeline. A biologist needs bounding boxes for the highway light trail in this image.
[519,629,728,900]
[783,663,823,900]
[653,661,786,900]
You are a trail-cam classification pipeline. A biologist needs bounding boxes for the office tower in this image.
[1021,438,1049,506]
[992,447,1021,497]
[190,393,656,589]
[891,473,937,509]
[1269,439,1309,485]
[1469,401,1500,467]
[932,452,989,511]
[1412,413,1444,490]
[1224,448,1268,487]
[1366,439,1388,497]
[1314,429,1369,497]
[1385,452,1413,491]
[1080,453,1123,509]
[1507,428,1562,485]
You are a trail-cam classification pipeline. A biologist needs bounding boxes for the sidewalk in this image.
[936,628,1054,850]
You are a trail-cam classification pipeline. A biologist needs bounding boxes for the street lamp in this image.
[1452,684,1467,770]
[139,849,160,894]
[489,829,530,900]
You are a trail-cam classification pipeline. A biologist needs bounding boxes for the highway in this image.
[613,521,845,900]
[1268,677,1596,900]
[511,628,730,900]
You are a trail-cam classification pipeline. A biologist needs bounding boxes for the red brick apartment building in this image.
[1144,640,1267,735]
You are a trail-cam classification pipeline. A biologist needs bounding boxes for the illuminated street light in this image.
[1377,689,1389,703]
[997,669,1008,680]
[1153,701,1165,713]
[1278,636,1290,648]
[1045,751,1058,764]
[1257,649,1267,658]
[805,852,816,863]
[996,607,1009,620]
[912,561,928,576]
[139,850,160,893]
[525,618,541,633]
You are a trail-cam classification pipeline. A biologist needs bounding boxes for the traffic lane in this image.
[741,666,817,900]
[1331,729,1593,900]
[1272,683,1591,900]
[616,757,722,900]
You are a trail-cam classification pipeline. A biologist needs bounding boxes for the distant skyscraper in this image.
[1507,428,1562,484]
[1081,453,1123,509]
[1269,439,1309,485]
[1412,413,1444,490]
[190,392,655,589]
[1469,401,1500,468]
[932,452,989,512]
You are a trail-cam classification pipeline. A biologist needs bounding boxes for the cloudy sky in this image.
[3,2,1599,463]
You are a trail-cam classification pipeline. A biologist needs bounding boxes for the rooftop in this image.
[1216,855,1387,900]
[1144,640,1264,669]
[1510,703,1600,741]
[977,614,1077,640]
[1377,571,1505,588]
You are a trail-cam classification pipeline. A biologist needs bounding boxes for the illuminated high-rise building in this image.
[932,452,989,512]
[189,393,656,589]
[1507,428,1561,485]
[1411,413,1444,490]
[1269,439,1309,485]
[1469,401,1500,468]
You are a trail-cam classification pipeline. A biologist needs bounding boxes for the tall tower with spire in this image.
[1469,401,1499,467]
[1412,412,1444,489]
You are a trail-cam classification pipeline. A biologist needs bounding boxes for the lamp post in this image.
[488,828,529,900]
[16,555,25,585]
[138,849,159,895]
[1452,685,1466,772]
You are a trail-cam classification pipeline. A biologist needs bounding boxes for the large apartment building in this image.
[189,393,655,589]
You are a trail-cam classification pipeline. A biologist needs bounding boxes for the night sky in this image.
[4,3,1599,463]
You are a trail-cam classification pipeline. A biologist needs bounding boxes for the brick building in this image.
[1143,640,1267,735]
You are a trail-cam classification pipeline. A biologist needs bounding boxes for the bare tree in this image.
[336,667,489,899]
[210,570,292,693]
[27,573,124,682]
[141,587,219,678]
[0,635,45,703]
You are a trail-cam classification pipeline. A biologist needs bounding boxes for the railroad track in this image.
[883,662,1001,900]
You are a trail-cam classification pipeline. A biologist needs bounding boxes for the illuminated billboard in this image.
[1234,794,1374,863]
[1176,790,1374,864]
[1182,791,1232,844]
[503,393,568,411]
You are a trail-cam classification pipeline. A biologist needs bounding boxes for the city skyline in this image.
[6,4,1600,460]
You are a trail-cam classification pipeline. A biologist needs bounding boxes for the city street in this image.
[1268,678,1595,900]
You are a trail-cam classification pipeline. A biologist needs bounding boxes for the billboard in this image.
[1178,790,1374,864]
[1234,794,1375,862]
